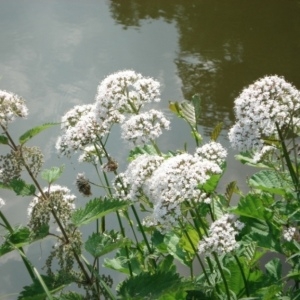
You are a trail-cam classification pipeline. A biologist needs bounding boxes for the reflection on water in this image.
[1,0,300,296]
[110,0,300,131]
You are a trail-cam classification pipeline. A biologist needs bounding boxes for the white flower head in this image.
[198,214,243,255]
[143,153,222,232]
[94,70,161,127]
[283,227,297,242]
[121,109,170,146]
[0,90,28,127]
[229,75,300,151]
[56,105,107,156]
[195,141,227,165]
[113,154,164,201]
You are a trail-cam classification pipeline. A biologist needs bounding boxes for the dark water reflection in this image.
[110,0,300,132]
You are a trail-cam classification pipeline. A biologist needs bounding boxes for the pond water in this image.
[1,0,300,297]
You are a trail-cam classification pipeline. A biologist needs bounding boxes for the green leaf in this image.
[71,197,130,226]
[85,230,130,258]
[191,94,201,124]
[164,232,192,266]
[249,170,293,195]
[0,134,9,145]
[235,151,271,168]
[179,227,199,255]
[232,193,273,221]
[241,217,282,252]
[117,271,183,300]
[18,274,72,300]
[19,122,59,145]
[104,247,141,275]
[0,225,49,257]
[54,292,84,300]
[210,122,223,141]
[200,172,223,194]
[0,226,31,257]
[41,165,65,184]
[129,144,158,160]
[265,258,281,283]
[10,179,36,196]
[169,101,196,128]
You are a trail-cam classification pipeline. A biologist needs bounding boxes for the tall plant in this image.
[0,72,299,299]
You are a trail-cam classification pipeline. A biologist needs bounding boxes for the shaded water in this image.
[1,0,300,296]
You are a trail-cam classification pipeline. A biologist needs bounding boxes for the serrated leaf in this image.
[85,230,130,258]
[19,122,59,145]
[71,198,130,226]
[265,258,281,282]
[249,170,293,195]
[117,271,183,300]
[55,292,84,300]
[232,193,273,221]
[41,165,64,184]
[210,122,223,141]
[241,217,281,252]
[10,178,36,196]
[18,274,72,300]
[0,134,9,145]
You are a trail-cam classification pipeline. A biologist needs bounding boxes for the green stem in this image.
[178,218,211,285]
[234,255,249,297]
[131,205,157,269]
[213,252,231,300]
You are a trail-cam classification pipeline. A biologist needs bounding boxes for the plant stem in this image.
[234,255,249,297]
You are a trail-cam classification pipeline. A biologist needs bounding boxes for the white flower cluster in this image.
[142,146,225,232]
[283,227,297,242]
[28,185,76,231]
[56,70,162,156]
[56,104,105,156]
[0,90,28,128]
[121,109,170,146]
[195,141,227,165]
[198,214,244,255]
[229,75,300,152]
[113,154,164,201]
[0,197,5,209]
[95,70,160,118]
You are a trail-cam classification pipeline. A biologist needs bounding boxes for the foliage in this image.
[0,72,300,300]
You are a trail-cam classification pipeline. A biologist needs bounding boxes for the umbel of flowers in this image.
[0,71,300,299]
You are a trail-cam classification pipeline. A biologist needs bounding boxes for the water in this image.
[1,0,300,297]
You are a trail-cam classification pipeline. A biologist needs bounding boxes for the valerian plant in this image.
[0,71,300,299]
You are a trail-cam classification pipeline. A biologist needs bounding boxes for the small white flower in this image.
[283,227,296,242]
